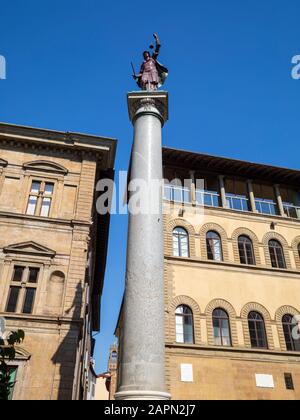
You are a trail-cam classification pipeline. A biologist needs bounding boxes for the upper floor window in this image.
[175,305,194,344]
[206,231,223,261]
[212,308,231,346]
[26,180,54,217]
[248,311,268,349]
[173,227,189,258]
[282,314,300,351]
[6,265,40,314]
[269,240,286,269]
[238,235,255,265]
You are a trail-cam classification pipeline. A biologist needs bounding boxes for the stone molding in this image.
[167,295,201,345]
[262,231,292,269]
[23,160,68,175]
[127,91,169,125]
[164,218,196,258]
[205,298,239,347]
[199,223,230,262]
[231,227,261,265]
[291,236,300,270]
[240,302,274,350]
[275,305,300,351]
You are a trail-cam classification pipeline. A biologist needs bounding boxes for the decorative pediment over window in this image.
[15,347,31,360]
[3,241,56,257]
[23,160,68,175]
[0,158,8,167]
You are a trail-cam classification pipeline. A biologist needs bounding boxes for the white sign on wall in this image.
[255,374,275,389]
[181,364,193,382]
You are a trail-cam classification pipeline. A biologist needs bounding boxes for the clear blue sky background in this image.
[1,0,300,372]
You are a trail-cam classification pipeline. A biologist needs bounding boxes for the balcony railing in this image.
[164,185,191,203]
[164,184,300,220]
[255,199,277,216]
[283,203,300,219]
[226,194,249,212]
[196,190,220,207]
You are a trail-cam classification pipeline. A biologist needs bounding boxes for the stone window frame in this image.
[0,242,56,315]
[262,232,292,270]
[5,348,31,400]
[205,299,239,347]
[291,236,300,271]
[21,160,68,219]
[241,302,274,350]
[4,263,41,315]
[165,218,196,258]
[166,295,201,344]
[199,223,230,262]
[275,305,300,352]
[231,228,261,266]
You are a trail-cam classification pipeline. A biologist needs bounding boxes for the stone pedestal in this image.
[115,91,170,401]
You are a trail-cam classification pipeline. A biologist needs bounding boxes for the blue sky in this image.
[1,0,300,372]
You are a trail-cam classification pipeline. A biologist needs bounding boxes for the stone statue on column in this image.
[132,34,168,91]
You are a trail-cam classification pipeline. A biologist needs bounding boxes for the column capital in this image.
[127,91,169,126]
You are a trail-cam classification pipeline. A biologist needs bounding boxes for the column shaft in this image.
[115,92,170,400]
[218,175,227,208]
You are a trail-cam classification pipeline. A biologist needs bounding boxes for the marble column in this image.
[247,180,258,213]
[115,91,170,400]
[190,170,196,205]
[218,175,227,208]
[274,184,286,217]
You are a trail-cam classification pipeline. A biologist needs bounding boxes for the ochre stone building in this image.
[116,147,300,400]
[0,123,116,400]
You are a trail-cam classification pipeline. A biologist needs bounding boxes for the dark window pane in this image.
[28,268,39,283]
[248,312,268,349]
[12,266,24,282]
[6,287,20,313]
[22,288,36,314]
[284,373,294,390]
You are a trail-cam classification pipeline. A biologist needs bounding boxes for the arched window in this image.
[248,311,268,349]
[206,231,223,261]
[175,305,194,344]
[282,314,300,351]
[212,308,231,346]
[269,240,286,268]
[173,227,189,257]
[238,236,255,265]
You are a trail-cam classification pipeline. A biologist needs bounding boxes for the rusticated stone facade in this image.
[0,123,116,400]
[116,147,300,400]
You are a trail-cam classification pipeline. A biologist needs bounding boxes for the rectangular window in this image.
[6,287,21,312]
[5,367,18,400]
[26,180,54,217]
[284,373,294,390]
[12,266,25,282]
[6,266,40,314]
[22,288,36,314]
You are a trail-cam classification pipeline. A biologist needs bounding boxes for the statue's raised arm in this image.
[132,33,168,91]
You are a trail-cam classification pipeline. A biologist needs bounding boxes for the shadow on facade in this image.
[51,283,83,400]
